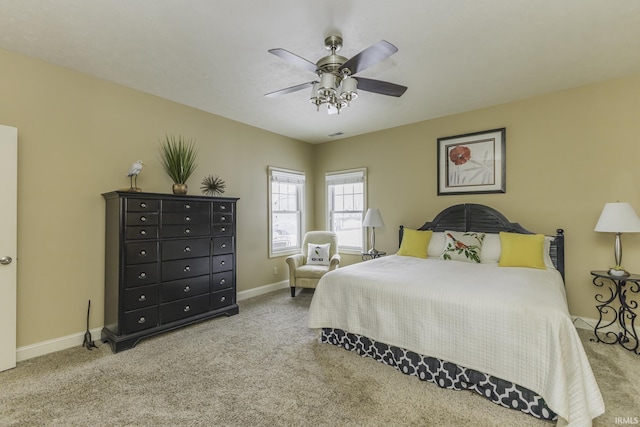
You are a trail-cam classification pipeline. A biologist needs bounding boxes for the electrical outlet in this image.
[273,266,278,275]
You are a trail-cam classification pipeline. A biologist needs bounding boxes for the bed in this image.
[308,204,604,427]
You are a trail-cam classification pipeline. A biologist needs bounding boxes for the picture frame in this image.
[437,128,506,195]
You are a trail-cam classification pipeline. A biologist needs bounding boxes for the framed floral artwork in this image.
[437,128,506,195]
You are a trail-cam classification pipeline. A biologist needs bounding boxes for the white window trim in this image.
[326,168,367,255]
[268,166,305,258]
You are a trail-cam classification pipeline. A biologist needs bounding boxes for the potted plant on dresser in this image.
[159,134,198,195]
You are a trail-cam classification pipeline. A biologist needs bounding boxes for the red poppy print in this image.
[449,145,471,166]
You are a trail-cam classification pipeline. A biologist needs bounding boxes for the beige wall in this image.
[0,48,314,347]
[3,44,640,348]
[314,73,640,319]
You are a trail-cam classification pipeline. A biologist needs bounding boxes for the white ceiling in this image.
[1,1,640,144]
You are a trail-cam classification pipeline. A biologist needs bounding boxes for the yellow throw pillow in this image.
[397,229,433,258]
[498,232,546,269]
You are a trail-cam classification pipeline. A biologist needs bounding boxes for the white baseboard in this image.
[17,327,103,362]
[237,280,288,301]
[16,280,290,362]
[572,315,620,334]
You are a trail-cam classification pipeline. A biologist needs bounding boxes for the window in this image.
[269,167,305,257]
[326,168,367,253]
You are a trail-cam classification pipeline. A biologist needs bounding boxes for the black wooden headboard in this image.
[399,204,565,280]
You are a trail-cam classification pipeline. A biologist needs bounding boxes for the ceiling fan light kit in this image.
[267,35,407,115]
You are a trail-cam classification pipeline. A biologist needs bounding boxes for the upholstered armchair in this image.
[286,231,340,297]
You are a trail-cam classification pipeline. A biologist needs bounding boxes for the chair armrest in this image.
[329,253,341,271]
[285,254,305,270]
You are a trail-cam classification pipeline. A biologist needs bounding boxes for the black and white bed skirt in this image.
[321,328,557,422]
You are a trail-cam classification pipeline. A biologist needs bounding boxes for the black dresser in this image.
[102,191,239,352]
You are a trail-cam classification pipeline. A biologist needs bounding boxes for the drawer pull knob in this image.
[221,216,226,221]
[184,246,191,252]
[138,294,146,302]
[220,296,226,302]
[139,250,147,256]
[184,285,190,292]
[220,260,225,266]
[220,278,226,284]
[185,204,191,209]
[184,266,191,272]
[140,202,147,208]
[138,316,146,324]
[184,228,191,235]
[139,272,147,279]
[221,243,227,248]
[140,230,147,236]
[185,216,191,222]
[184,305,191,312]
[140,216,147,222]
[221,227,226,232]
[221,205,226,210]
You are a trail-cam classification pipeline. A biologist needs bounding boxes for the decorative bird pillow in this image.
[441,231,485,263]
[307,243,331,266]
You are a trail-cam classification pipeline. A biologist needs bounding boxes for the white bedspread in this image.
[308,255,604,427]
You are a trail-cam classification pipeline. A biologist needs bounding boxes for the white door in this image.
[0,125,17,372]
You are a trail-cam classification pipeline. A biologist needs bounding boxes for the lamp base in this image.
[609,268,630,277]
[368,248,380,255]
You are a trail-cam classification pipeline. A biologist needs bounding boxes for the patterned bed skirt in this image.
[321,328,557,422]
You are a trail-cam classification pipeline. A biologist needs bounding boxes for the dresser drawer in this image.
[161,275,210,302]
[122,306,158,334]
[211,289,235,310]
[160,224,210,238]
[125,263,158,288]
[126,212,159,226]
[123,284,159,311]
[162,238,210,261]
[212,212,233,224]
[211,271,233,291]
[162,256,209,282]
[162,200,210,213]
[212,237,233,255]
[161,294,209,324]
[212,254,233,273]
[126,199,159,212]
[126,242,158,265]
[162,212,209,225]
[125,226,158,240]
[211,224,232,236]
[213,202,233,213]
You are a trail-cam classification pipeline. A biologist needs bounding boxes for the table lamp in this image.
[363,208,384,255]
[594,202,640,276]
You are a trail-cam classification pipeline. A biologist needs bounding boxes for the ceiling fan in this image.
[265,35,407,114]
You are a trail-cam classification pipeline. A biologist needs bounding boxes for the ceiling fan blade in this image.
[356,77,407,97]
[340,40,398,75]
[268,48,318,74]
[264,81,315,98]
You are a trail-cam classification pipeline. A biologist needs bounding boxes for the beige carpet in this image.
[1,288,638,426]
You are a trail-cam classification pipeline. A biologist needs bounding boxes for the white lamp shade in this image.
[363,208,384,227]
[340,77,358,100]
[594,202,640,232]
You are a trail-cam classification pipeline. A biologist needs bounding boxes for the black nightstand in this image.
[590,270,640,354]
[361,251,386,261]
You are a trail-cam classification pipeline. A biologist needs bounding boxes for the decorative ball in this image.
[201,175,226,196]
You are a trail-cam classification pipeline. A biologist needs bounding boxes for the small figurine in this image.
[127,160,144,191]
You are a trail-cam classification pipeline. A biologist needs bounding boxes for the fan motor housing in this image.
[317,35,348,74]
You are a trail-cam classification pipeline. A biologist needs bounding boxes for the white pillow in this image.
[480,233,501,264]
[544,236,556,270]
[307,243,330,266]
[427,232,446,258]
